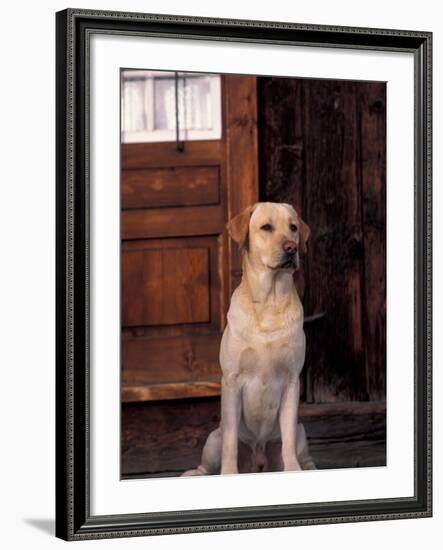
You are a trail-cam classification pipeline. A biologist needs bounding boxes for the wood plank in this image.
[302,411,386,470]
[122,380,221,402]
[359,82,387,401]
[121,204,224,239]
[121,398,386,476]
[122,166,220,209]
[257,77,386,405]
[257,76,309,401]
[302,80,367,402]
[122,140,223,169]
[122,398,221,475]
[299,400,386,417]
[122,247,210,326]
[225,75,259,298]
[122,332,222,388]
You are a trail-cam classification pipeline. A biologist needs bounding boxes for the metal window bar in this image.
[175,72,185,152]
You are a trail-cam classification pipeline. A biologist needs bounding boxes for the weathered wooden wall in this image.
[257,77,386,403]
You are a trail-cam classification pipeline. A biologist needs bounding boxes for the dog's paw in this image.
[181,465,208,476]
[283,458,302,471]
[220,466,239,475]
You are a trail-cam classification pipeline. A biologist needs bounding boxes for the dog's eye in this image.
[260,224,273,232]
[290,224,298,232]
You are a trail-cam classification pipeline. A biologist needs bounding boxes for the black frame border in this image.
[55,8,432,541]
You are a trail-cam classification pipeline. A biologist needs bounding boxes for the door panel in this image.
[121,140,224,168]
[121,204,224,239]
[121,74,258,402]
[122,333,221,386]
[122,166,220,209]
[122,247,210,327]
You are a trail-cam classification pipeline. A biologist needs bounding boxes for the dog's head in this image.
[227,202,310,272]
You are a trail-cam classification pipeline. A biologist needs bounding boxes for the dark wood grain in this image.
[257,77,308,399]
[358,82,387,400]
[303,80,366,402]
[121,399,386,476]
[258,77,386,403]
[122,398,221,475]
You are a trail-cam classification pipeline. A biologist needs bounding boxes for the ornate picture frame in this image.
[55,8,432,540]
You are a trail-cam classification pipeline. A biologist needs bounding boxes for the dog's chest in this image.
[239,343,298,443]
[237,307,305,439]
[226,298,305,375]
[239,333,302,381]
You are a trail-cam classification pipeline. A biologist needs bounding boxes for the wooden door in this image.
[121,75,258,403]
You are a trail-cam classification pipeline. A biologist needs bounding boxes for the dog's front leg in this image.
[279,377,302,471]
[220,376,241,475]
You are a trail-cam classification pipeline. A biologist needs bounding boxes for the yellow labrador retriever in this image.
[183,202,315,476]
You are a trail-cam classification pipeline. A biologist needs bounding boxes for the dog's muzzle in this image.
[277,250,300,270]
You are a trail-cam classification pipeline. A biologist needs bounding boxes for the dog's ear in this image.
[226,204,257,249]
[299,217,311,254]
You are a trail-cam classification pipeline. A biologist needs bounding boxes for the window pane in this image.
[121,70,222,144]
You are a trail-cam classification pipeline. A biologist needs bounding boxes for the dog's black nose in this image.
[283,240,297,255]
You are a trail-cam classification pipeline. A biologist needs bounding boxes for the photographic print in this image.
[56,9,431,540]
[120,69,387,479]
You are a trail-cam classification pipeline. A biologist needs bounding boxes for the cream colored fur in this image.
[183,202,315,476]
